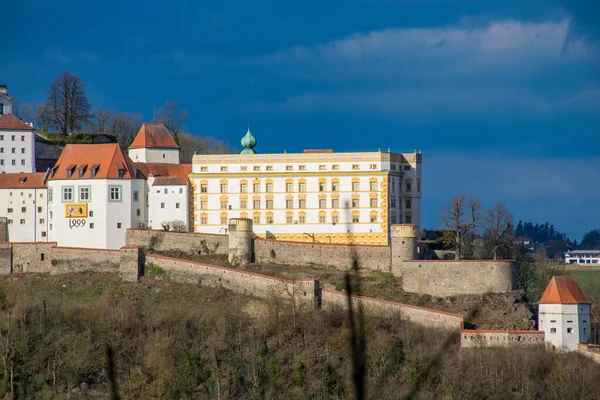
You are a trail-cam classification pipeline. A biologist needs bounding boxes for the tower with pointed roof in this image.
[538,276,591,351]
[240,126,257,154]
[128,123,180,164]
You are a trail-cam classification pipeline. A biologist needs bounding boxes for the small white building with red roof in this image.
[0,113,36,174]
[538,276,591,351]
[0,172,49,242]
[128,123,180,164]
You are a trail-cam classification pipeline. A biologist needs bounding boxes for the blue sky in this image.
[2,0,599,240]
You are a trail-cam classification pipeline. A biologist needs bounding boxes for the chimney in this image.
[0,85,7,95]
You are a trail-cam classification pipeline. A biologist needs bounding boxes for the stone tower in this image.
[390,224,418,276]
[228,218,253,266]
[538,276,591,352]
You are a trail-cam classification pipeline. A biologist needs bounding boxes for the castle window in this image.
[299,165,306,170]
[298,199,306,208]
[137,209,141,216]
[352,199,359,208]
[240,200,247,209]
[118,168,125,178]
[0,104,3,115]
[21,148,25,153]
[79,187,90,202]
[332,215,339,224]
[62,186,73,202]
[253,215,260,224]
[221,166,227,172]
[201,166,208,171]
[240,183,247,193]
[20,219,26,224]
[332,165,339,170]
[319,182,326,192]
[221,215,228,224]
[286,183,293,192]
[405,214,412,224]
[405,200,412,209]
[319,165,326,170]
[370,181,377,191]
[253,200,261,209]
[108,186,122,202]
[253,166,261,171]
[7,208,12,213]
[266,183,273,193]
[370,214,377,223]
[253,183,260,192]
[406,182,412,192]
[567,328,573,333]
[220,200,228,209]
[352,182,359,191]
[370,164,377,170]
[352,214,359,223]
[404,165,411,171]
[286,215,293,224]
[201,215,208,224]
[319,199,326,209]
[161,203,165,209]
[240,166,247,171]
[331,182,339,192]
[391,196,396,208]
[133,191,139,202]
[175,203,180,209]
[266,200,273,209]
[391,164,397,170]
[286,165,293,171]
[266,215,274,224]
[331,199,339,208]
[319,215,326,223]
[38,207,42,213]
[352,164,359,170]
[370,198,377,208]
[220,184,227,193]
[286,200,293,209]
[299,215,306,224]
[266,165,273,171]
[201,201,208,209]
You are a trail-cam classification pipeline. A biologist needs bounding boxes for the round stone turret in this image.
[240,126,257,154]
[228,218,253,265]
[390,224,419,277]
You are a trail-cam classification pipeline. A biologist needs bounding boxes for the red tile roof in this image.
[539,276,590,305]
[129,123,179,149]
[134,162,191,185]
[0,114,34,130]
[50,144,138,180]
[0,172,47,188]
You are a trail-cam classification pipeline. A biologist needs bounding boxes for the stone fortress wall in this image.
[126,222,518,298]
[0,238,557,352]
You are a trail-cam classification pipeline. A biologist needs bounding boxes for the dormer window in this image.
[66,164,76,179]
[78,164,87,178]
[19,177,26,184]
[90,164,99,178]
[118,168,125,178]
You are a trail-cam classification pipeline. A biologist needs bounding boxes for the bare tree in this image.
[106,111,143,148]
[178,133,207,163]
[154,99,188,145]
[482,203,515,260]
[440,195,481,260]
[43,72,91,133]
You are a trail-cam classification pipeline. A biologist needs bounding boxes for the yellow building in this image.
[190,128,422,245]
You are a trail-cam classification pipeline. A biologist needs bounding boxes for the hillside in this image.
[2,272,599,399]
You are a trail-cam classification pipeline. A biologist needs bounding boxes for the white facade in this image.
[539,303,591,351]
[0,127,36,174]
[128,147,180,164]
[0,186,48,242]
[48,178,146,249]
[191,150,422,245]
[564,250,600,265]
[147,179,190,230]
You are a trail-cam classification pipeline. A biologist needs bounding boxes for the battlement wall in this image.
[461,330,545,348]
[402,260,518,297]
[254,238,390,272]
[126,229,228,255]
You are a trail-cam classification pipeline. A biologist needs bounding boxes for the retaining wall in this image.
[461,330,545,348]
[0,244,11,274]
[321,288,464,331]
[577,343,600,364]
[0,217,7,243]
[254,238,391,272]
[126,229,228,255]
[146,254,318,307]
[402,260,518,297]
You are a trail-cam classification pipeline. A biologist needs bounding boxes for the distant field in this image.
[566,269,600,298]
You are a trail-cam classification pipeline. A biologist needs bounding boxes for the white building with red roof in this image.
[47,143,147,249]
[538,276,591,351]
[0,172,49,242]
[0,113,36,174]
[128,123,180,164]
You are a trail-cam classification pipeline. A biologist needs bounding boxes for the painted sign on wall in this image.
[65,203,88,218]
